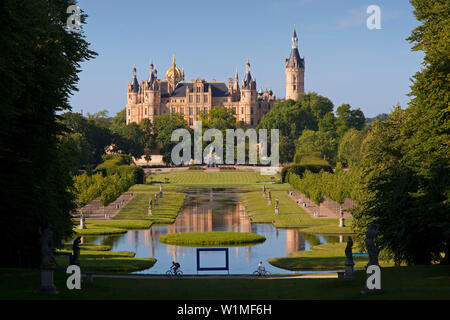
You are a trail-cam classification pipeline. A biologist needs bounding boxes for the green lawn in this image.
[241,190,354,233]
[147,171,278,185]
[114,191,186,224]
[55,247,156,273]
[159,231,266,246]
[268,242,386,271]
[1,265,449,299]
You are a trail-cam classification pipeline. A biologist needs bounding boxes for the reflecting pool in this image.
[84,188,347,274]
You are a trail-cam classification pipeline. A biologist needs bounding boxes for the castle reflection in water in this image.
[125,191,306,262]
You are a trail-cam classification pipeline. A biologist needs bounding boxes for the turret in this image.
[285,26,305,100]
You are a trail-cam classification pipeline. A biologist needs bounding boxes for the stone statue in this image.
[366,224,380,267]
[344,236,355,280]
[159,183,163,198]
[36,224,58,295]
[267,190,272,205]
[39,224,55,269]
[78,211,86,229]
[339,206,345,227]
[154,192,158,205]
[72,236,81,267]
[148,198,153,216]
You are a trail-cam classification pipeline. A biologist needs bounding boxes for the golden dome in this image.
[165,55,182,80]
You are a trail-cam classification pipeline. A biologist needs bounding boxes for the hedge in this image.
[281,163,333,183]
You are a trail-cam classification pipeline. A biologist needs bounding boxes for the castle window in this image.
[128,109,130,116]
[196,107,200,114]
[196,95,200,103]
[145,108,147,115]
[251,118,254,125]
[189,107,193,115]
[293,84,296,90]
[241,107,244,114]
[204,95,208,102]
[251,108,254,115]
[172,107,175,113]
[189,95,193,103]
[197,86,201,93]
[181,108,184,114]
[293,75,296,82]
[154,107,157,115]
[189,118,193,125]
[204,107,208,114]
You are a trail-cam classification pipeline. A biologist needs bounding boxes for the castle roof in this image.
[286,47,304,68]
[161,82,230,98]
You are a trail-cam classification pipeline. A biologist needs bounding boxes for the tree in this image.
[113,122,146,159]
[337,128,367,168]
[352,0,450,265]
[111,108,126,133]
[153,114,189,165]
[0,0,96,267]
[336,104,366,137]
[295,130,338,165]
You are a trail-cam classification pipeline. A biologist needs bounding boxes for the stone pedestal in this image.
[339,218,345,227]
[268,199,272,206]
[36,269,58,295]
[262,192,266,198]
[274,207,279,215]
[344,262,355,280]
[148,207,152,216]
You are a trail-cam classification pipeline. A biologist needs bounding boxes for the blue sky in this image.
[70,0,423,118]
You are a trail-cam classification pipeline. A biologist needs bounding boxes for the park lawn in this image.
[146,171,278,185]
[54,249,156,273]
[114,191,186,224]
[241,190,354,233]
[268,243,378,271]
[159,231,266,246]
[62,243,111,251]
[72,223,128,236]
[1,265,449,299]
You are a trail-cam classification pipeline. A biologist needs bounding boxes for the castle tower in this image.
[145,59,160,121]
[241,59,256,125]
[285,26,305,100]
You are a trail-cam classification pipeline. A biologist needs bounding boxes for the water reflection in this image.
[84,188,347,274]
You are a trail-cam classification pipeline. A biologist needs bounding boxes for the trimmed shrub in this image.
[281,163,333,183]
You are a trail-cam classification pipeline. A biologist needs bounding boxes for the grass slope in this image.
[241,190,354,233]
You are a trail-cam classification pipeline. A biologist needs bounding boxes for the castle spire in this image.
[233,68,239,90]
[292,24,298,49]
[130,64,139,92]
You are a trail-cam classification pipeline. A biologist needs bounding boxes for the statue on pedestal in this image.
[159,183,163,198]
[154,192,158,205]
[78,211,86,229]
[267,190,272,206]
[36,224,58,295]
[148,198,153,216]
[72,236,81,267]
[344,237,354,280]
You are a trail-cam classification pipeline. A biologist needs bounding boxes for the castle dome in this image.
[165,55,182,80]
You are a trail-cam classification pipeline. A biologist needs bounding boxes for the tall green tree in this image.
[0,0,96,267]
[153,114,189,165]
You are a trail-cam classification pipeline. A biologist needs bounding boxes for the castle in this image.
[126,27,305,127]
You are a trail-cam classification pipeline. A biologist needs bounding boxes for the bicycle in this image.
[166,268,183,278]
[253,268,271,277]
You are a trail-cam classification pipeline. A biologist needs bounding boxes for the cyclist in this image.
[257,261,265,275]
[171,261,181,274]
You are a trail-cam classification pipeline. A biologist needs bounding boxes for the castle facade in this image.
[126,28,304,127]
